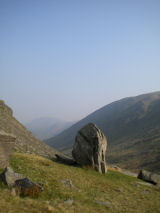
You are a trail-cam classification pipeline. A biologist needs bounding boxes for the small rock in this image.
[60,179,73,188]
[95,200,112,207]
[64,199,74,206]
[60,179,80,192]
[115,188,123,192]
[38,182,44,187]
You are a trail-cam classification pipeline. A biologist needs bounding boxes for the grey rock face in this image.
[72,123,107,173]
[0,131,16,168]
[138,170,160,185]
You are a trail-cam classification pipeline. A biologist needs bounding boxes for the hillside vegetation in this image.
[0,152,159,213]
[0,100,59,158]
[46,92,160,173]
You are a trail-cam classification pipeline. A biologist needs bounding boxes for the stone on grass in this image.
[138,170,160,186]
[60,179,80,192]
[14,177,43,197]
[0,167,43,197]
[0,166,24,187]
[64,199,74,206]
[95,200,112,207]
[60,179,73,188]
[72,123,107,173]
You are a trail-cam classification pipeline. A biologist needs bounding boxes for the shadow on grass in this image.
[51,156,80,168]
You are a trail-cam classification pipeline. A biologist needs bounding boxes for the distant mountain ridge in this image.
[0,100,59,158]
[25,117,75,140]
[46,91,160,173]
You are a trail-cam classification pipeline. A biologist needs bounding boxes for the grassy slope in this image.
[46,91,160,173]
[0,153,159,213]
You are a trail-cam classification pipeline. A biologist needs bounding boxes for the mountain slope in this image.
[0,100,59,158]
[25,117,75,140]
[46,91,160,173]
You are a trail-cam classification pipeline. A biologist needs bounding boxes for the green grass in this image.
[0,152,160,213]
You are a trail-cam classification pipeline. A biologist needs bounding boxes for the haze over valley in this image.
[25,117,75,140]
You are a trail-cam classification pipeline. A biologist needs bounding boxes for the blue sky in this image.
[1,0,160,123]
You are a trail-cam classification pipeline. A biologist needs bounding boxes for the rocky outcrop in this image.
[0,167,43,197]
[0,131,16,168]
[0,100,13,116]
[138,170,160,185]
[0,100,59,158]
[72,123,107,173]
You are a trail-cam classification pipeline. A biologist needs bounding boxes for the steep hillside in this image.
[25,117,75,140]
[0,152,159,213]
[46,91,160,173]
[0,100,59,158]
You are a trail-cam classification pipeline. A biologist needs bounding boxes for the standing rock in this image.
[72,123,107,173]
[0,131,16,169]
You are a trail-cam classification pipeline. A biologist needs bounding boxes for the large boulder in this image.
[0,131,16,168]
[138,170,160,185]
[72,123,107,173]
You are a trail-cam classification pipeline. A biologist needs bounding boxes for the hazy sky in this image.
[1,0,160,123]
